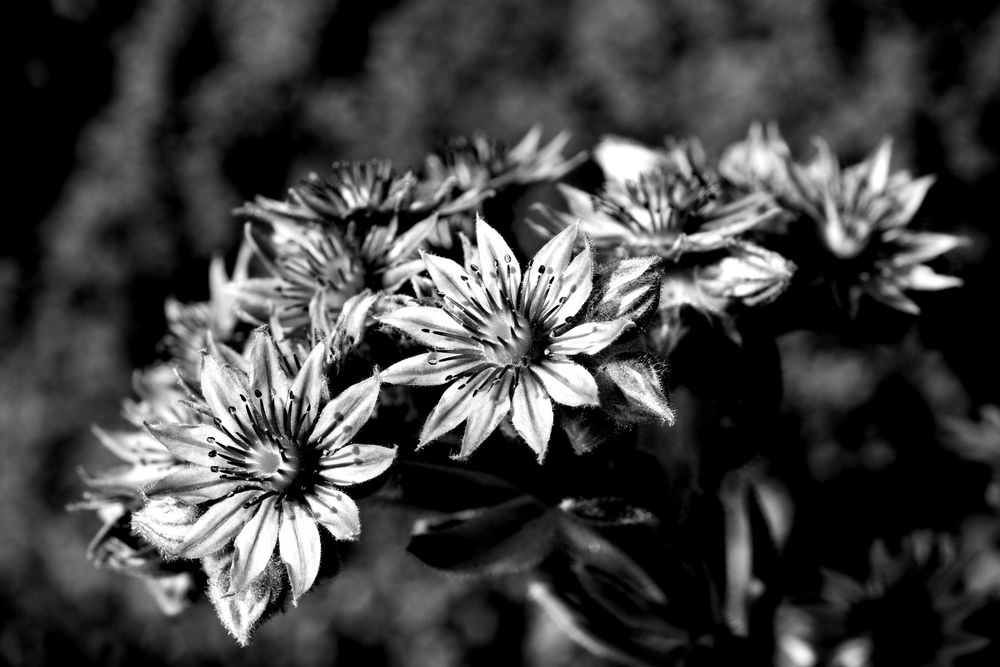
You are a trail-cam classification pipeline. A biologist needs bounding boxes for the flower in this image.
[231,214,435,333]
[786,138,963,314]
[423,125,586,199]
[777,534,987,667]
[719,122,795,200]
[144,330,396,600]
[535,144,791,349]
[379,217,634,462]
[164,249,250,380]
[243,159,435,228]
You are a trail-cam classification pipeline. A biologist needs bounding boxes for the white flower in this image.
[379,217,633,462]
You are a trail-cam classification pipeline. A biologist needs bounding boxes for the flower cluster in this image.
[75,125,989,664]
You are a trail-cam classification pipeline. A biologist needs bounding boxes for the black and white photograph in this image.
[7,1,1000,665]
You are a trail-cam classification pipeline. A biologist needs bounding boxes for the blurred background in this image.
[6,0,1000,665]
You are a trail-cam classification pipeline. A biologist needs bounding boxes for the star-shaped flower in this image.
[144,330,396,600]
[231,215,434,333]
[379,217,634,462]
[786,138,964,314]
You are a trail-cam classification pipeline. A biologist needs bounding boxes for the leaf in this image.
[203,549,287,646]
[407,495,559,574]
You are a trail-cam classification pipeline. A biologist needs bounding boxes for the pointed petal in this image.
[308,489,361,540]
[320,444,397,486]
[867,138,893,193]
[248,329,291,435]
[476,216,522,302]
[892,231,964,266]
[381,352,482,386]
[533,357,599,407]
[458,374,512,459]
[145,464,250,503]
[145,423,227,468]
[547,240,593,323]
[177,491,256,559]
[530,221,578,279]
[890,175,935,227]
[422,252,487,310]
[288,340,329,436]
[511,370,553,462]
[309,371,380,451]
[418,368,490,447]
[898,265,963,291]
[380,306,475,350]
[229,497,280,593]
[279,502,322,602]
[200,354,253,442]
[548,319,632,356]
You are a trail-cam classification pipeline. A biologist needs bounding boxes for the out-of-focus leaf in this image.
[408,495,558,574]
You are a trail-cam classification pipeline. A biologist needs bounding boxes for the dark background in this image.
[6,1,1000,665]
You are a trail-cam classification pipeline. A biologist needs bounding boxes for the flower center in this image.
[479,309,536,366]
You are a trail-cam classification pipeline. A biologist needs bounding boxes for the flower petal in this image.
[458,374,512,459]
[200,354,254,443]
[543,240,593,326]
[145,423,227,468]
[320,444,397,486]
[247,330,291,434]
[279,501,322,602]
[533,357,599,407]
[418,368,491,447]
[548,319,632,356]
[511,370,554,462]
[145,464,251,503]
[288,340,330,436]
[422,252,488,310]
[381,352,482,386]
[476,216,522,303]
[380,306,474,350]
[229,497,280,593]
[309,371,381,451]
[177,490,256,559]
[308,488,361,540]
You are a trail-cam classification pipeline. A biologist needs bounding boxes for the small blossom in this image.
[786,138,963,314]
[145,330,396,600]
[719,122,796,200]
[231,215,435,333]
[379,217,634,462]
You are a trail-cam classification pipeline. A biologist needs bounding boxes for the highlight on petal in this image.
[418,368,491,447]
[308,488,362,540]
[381,352,481,386]
[422,252,486,308]
[548,319,633,356]
[511,370,554,462]
[288,340,329,436]
[529,222,579,288]
[319,443,397,486]
[144,464,250,503]
[476,215,522,301]
[229,497,280,593]
[533,357,599,407]
[458,375,512,459]
[280,502,322,602]
[247,329,291,432]
[200,354,252,441]
[145,423,227,468]
[177,490,256,559]
[380,306,473,350]
[309,371,381,451]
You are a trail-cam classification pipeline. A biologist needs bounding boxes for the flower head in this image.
[719,122,795,200]
[379,217,634,462]
[231,214,434,333]
[787,138,963,314]
[144,330,396,600]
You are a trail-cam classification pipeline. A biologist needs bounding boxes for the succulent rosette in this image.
[141,330,396,601]
[379,217,637,461]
